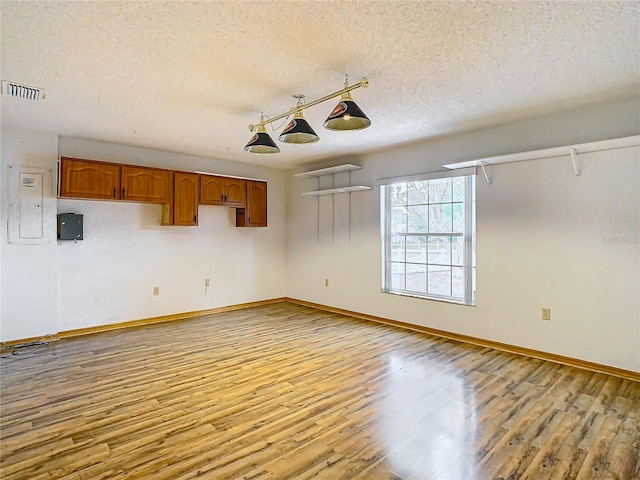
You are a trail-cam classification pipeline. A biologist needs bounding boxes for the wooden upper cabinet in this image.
[200,175,246,207]
[223,178,247,207]
[172,172,199,226]
[236,180,267,227]
[60,158,171,204]
[247,181,267,227]
[60,157,264,229]
[59,157,121,200]
[200,175,225,205]
[121,166,172,203]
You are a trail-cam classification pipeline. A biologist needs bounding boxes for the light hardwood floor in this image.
[1,303,639,479]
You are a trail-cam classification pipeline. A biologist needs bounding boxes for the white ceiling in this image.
[1,1,639,170]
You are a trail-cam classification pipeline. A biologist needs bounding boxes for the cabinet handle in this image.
[113,187,116,198]
[194,215,197,224]
[122,186,125,198]
[248,217,251,225]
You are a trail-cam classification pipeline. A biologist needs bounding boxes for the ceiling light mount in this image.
[245,76,370,154]
[278,95,319,144]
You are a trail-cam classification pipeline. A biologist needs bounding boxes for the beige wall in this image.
[286,98,640,371]
[1,131,287,337]
[1,128,59,340]
[2,97,639,372]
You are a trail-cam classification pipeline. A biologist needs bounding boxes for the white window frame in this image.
[379,168,476,306]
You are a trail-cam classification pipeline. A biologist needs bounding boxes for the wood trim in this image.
[60,156,122,168]
[285,297,640,383]
[6,296,635,382]
[57,298,287,339]
[1,334,59,348]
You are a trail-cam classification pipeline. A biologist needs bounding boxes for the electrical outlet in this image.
[204,278,210,287]
[324,278,329,287]
[542,308,551,321]
[153,286,159,296]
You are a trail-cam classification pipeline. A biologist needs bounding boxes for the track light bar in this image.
[248,77,369,132]
[244,77,370,154]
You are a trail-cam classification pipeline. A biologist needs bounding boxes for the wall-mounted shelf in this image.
[297,163,372,196]
[302,185,372,196]
[295,164,362,178]
[296,164,372,243]
[442,135,640,183]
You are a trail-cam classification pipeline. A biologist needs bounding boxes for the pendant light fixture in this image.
[278,95,319,144]
[245,76,370,154]
[243,115,280,154]
[324,78,371,131]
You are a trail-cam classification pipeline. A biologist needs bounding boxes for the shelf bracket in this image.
[479,162,492,185]
[570,148,580,176]
[316,177,320,243]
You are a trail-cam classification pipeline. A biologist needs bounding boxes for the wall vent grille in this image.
[2,80,45,100]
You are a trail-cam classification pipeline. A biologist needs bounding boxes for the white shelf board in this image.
[443,135,640,170]
[295,164,362,177]
[302,185,372,196]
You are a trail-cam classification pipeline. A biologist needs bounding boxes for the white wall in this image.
[2,98,639,373]
[286,98,640,372]
[1,128,59,340]
[0,131,287,339]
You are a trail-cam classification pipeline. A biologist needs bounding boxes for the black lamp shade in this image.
[244,130,280,154]
[324,100,371,131]
[279,118,319,144]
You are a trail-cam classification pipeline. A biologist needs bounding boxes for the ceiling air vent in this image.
[2,80,45,101]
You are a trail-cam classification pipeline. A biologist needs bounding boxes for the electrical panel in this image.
[7,165,55,245]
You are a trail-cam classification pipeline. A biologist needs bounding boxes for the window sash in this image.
[382,174,475,305]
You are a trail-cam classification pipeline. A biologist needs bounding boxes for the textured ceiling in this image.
[1,1,639,169]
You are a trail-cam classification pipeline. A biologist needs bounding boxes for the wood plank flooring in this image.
[1,302,639,479]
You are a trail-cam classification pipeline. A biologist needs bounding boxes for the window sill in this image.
[381,289,476,307]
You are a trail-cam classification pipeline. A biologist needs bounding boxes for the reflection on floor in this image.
[1,302,638,479]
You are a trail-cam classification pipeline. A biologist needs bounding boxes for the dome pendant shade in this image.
[243,125,280,154]
[279,115,319,144]
[324,99,371,131]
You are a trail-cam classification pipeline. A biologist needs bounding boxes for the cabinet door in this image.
[121,166,172,203]
[173,172,199,226]
[224,178,246,207]
[59,157,121,200]
[200,175,225,205]
[237,180,267,227]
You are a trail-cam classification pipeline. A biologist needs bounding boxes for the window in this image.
[381,170,476,305]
